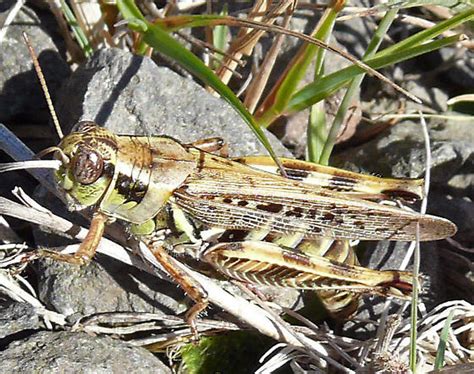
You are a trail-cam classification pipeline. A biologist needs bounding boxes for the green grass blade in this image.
[305,4,341,163]
[59,0,93,58]
[409,225,421,373]
[287,34,463,114]
[286,8,473,121]
[118,8,472,127]
[378,7,474,57]
[116,0,284,171]
[264,5,340,124]
[317,8,398,165]
[434,310,455,370]
[307,102,327,163]
[212,6,229,64]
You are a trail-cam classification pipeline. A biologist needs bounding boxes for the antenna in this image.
[22,32,64,140]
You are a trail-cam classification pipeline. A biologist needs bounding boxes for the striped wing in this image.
[173,152,456,242]
[233,156,424,201]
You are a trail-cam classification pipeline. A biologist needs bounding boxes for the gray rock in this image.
[55,48,290,157]
[333,120,474,188]
[333,3,372,59]
[0,330,171,373]
[0,4,70,124]
[439,47,474,91]
[36,258,186,322]
[0,301,42,340]
[363,240,445,306]
[427,195,474,245]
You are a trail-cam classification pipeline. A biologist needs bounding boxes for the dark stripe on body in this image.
[285,169,309,181]
[328,175,356,190]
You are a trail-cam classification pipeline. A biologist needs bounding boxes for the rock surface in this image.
[0,331,171,373]
[0,301,42,341]
[0,4,70,124]
[55,48,290,157]
[35,258,186,322]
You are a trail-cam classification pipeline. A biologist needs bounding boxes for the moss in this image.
[179,331,275,374]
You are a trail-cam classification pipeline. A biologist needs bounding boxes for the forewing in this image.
[175,153,456,242]
[234,156,424,202]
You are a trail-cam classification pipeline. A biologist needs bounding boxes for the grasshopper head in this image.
[55,121,117,211]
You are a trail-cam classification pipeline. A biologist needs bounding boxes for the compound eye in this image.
[72,148,104,185]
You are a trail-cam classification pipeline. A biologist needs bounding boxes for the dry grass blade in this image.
[22,32,64,139]
[0,195,144,269]
[73,312,240,347]
[0,124,61,197]
[175,30,244,78]
[0,270,67,327]
[67,0,106,48]
[244,5,294,113]
[216,0,295,85]
[0,243,28,267]
[394,301,474,369]
[0,0,25,45]
[222,16,422,118]
[235,283,359,372]
[47,0,85,62]
[0,160,61,173]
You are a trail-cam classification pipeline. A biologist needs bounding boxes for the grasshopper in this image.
[10,120,456,333]
[2,36,457,336]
